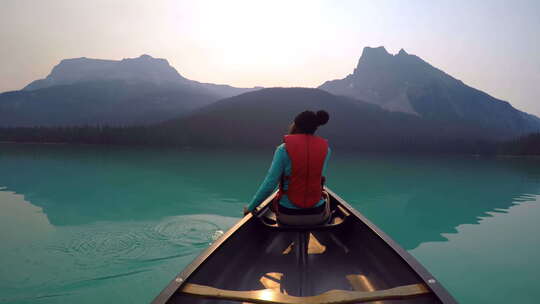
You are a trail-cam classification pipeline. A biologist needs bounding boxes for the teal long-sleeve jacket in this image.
[247,143,331,212]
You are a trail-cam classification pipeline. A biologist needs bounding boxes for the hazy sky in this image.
[1,0,539,115]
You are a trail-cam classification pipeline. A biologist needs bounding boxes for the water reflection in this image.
[410,198,540,303]
[1,144,540,304]
[2,144,540,250]
[328,154,540,250]
[0,144,266,225]
[0,190,54,243]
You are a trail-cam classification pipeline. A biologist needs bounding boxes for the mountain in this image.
[22,54,257,98]
[3,48,540,149]
[319,47,540,136]
[176,87,498,151]
[23,55,184,91]
[0,55,259,126]
[0,87,523,152]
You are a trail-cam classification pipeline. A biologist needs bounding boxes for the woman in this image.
[245,110,331,225]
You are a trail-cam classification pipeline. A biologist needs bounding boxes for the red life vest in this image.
[278,134,328,208]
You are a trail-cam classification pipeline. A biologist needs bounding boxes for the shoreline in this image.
[0,141,69,145]
[1,141,539,158]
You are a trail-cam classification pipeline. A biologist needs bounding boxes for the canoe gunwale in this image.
[152,188,457,303]
[324,188,457,304]
[151,192,277,304]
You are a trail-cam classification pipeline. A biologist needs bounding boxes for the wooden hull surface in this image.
[152,188,456,304]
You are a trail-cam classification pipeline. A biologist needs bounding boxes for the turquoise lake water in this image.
[1,143,539,303]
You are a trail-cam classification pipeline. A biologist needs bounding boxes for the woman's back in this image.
[246,110,331,225]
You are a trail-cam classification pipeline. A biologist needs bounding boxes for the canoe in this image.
[152,188,457,304]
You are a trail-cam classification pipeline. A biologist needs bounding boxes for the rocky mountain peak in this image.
[398,48,408,56]
[23,54,186,91]
[318,46,540,135]
[356,46,392,67]
[120,54,171,67]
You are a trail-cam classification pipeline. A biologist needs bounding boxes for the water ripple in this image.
[148,216,221,246]
[56,230,149,268]
[49,215,231,270]
[81,269,150,283]
[0,292,71,303]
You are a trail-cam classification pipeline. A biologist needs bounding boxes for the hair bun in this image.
[316,110,329,126]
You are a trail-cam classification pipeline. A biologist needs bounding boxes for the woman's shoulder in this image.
[275,143,289,160]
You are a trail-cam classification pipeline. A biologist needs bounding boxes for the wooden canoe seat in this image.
[180,282,430,304]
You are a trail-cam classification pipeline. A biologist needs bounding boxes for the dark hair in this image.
[289,110,329,134]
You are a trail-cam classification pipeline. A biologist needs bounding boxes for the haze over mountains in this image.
[1,47,539,149]
[23,54,258,97]
[181,47,540,148]
[0,55,258,126]
[180,87,454,149]
[177,87,513,151]
[319,47,540,135]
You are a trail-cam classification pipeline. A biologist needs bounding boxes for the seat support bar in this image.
[180,282,430,304]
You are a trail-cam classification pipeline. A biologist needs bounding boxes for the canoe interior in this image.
[165,194,443,303]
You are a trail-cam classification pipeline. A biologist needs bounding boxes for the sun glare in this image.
[174,0,327,67]
[259,289,276,301]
